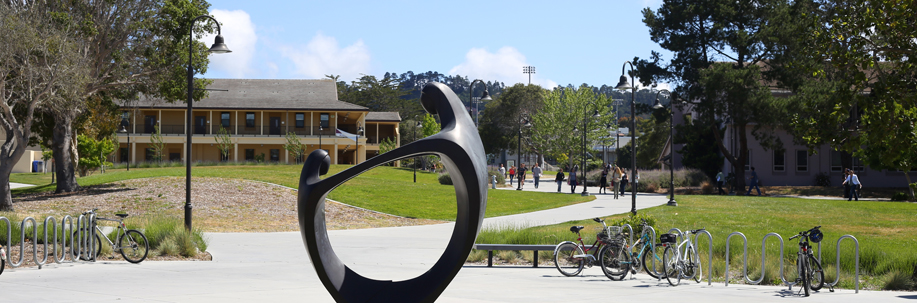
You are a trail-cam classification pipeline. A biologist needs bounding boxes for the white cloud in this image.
[200,9,257,78]
[449,47,557,88]
[280,33,371,81]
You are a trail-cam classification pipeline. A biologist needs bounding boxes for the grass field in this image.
[9,165,594,221]
[474,195,917,291]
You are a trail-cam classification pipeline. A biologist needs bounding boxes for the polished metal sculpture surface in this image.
[298,82,488,303]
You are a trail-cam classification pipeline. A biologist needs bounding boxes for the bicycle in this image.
[789,226,826,296]
[0,244,5,276]
[554,218,629,279]
[73,209,149,263]
[661,228,705,286]
[626,219,666,278]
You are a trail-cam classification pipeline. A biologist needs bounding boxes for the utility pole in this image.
[523,66,535,85]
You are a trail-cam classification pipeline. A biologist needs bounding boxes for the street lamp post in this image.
[186,15,231,231]
[573,105,600,196]
[652,90,677,206]
[414,121,422,183]
[355,124,363,164]
[119,125,130,171]
[615,61,638,215]
[516,116,532,191]
[469,79,492,127]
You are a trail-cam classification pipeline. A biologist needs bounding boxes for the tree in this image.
[641,0,793,189]
[282,131,305,164]
[150,124,164,162]
[216,127,233,161]
[785,0,917,199]
[530,85,613,171]
[478,84,545,155]
[76,134,114,177]
[674,118,725,181]
[39,0,217,193]
[0,4,88,211]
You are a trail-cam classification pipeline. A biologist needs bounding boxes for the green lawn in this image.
[10,165,593,221]
[475,195,917,290]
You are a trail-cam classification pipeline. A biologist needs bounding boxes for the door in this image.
[269,117,281,135]
[195,116,206,134]
[145,116,156,133]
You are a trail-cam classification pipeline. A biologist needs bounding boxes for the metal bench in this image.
[472,244,558,268]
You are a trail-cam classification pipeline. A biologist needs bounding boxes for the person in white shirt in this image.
[843,170,862,201]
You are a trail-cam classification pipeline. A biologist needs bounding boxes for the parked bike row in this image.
[553,219,860,297]
[0,209,148,276]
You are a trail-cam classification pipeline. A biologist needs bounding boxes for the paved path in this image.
[0,182,908,302]
[9,182,33,189]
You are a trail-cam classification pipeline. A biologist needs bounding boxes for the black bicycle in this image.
[789,226,826,296]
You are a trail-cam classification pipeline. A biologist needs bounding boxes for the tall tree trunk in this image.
[713,120,748,191]
[0,126,29,211]
[52,112,80,193]
[0,161,17,211]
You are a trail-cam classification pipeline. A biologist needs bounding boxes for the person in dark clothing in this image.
[569,165,578,194]
[555,168,565,193]
[599,163,609,194]
[619,173,629,196]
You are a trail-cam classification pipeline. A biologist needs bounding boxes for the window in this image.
[221,112,230,128]
[295,113,305,128]
[852,157,864,172]
[320,113,330,128]
[245,149,255,161]
[270,149,280,162]
[831,150,843,172]
[796,150,808,172]
[773,150,785,172]
[744,150,752,171]
[246,112,255,127]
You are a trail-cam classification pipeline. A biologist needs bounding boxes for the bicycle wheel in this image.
[119,230,149,263]
[807,255,825,291]
[554,242,585,277]
[684,245,701,283]
[72,229,101,261]
[1,249,5,276]
[630,242,645,273]
[663,246,681,286]
[600,245,629,280]
[642,244,665,279]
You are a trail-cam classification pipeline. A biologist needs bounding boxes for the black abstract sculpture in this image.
[297,82,488,303]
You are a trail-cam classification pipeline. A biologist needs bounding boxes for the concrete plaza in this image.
[0,184,908,302]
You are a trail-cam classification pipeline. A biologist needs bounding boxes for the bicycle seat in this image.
[116,213,129,218]
[570,226,585,233]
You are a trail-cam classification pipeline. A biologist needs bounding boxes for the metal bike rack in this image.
[725,232,749,286]
[10,217,38,268]
[75,213,98,262]
[35,216,55,268]
[667,228,683,243]
[694,230,714,285]
[642,225,660,281]
[827,235,860,293]
[621,223,634,245]
[57,215,75,263]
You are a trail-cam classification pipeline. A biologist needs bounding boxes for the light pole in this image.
[615,61,638,215]
[186,15,231,231]
[517,116,532,191]
[523,66,535,85]
[573,104,600,196]
[355,124,363,164]
[414,120,422,183]
[469,79,492,127]
[652,89,677,206]
[119,125,130,171]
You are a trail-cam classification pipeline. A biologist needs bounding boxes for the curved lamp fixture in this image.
[298,82,487,303]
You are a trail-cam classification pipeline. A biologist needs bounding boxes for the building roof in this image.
[365,112,402,122]
[126,79,368,111]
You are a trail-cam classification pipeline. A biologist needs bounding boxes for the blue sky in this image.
[200,0,671,89]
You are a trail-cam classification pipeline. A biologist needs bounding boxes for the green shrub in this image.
[141,216,207,257]
[814,172,832,187]
[883,270,916,290]
[0,213,23,246]
[487,169,505,185]
[892,192,909,201]
[606,213,657,236]
[438,173,452,185]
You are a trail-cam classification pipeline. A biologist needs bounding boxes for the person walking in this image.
[499,164,506,182]
[532,163,543,189]
[612,164,622,199]
[746,166,761,196]
[619,172,629,196]
[716,171,726,195]
[569,165,578,194]
[599,162,609,194]
[518,163,528,189]
[508,165,516,186]
[843,169,862,201]
[842,168,851,199]
[555,168,565,193]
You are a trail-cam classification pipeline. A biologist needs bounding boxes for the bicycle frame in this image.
[93,216,132,251]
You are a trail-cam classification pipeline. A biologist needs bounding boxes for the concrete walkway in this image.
[9,182,33,189]
[0,182,908,302]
